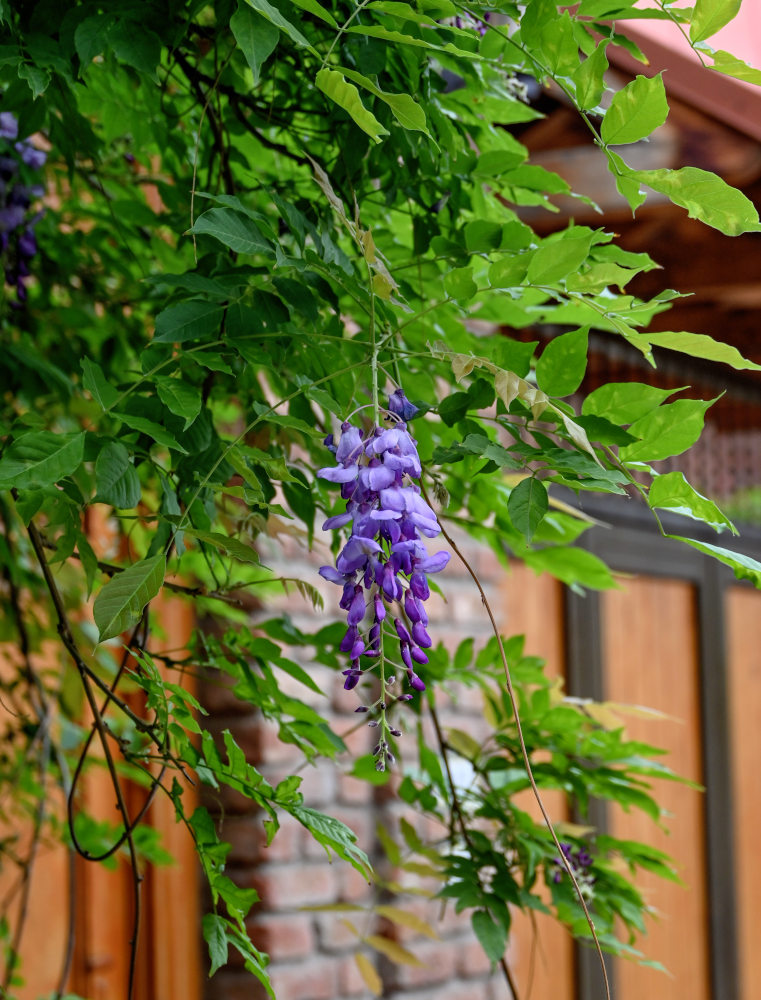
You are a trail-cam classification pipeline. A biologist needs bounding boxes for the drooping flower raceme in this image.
[318,395,449,705]
[0,112,46,304]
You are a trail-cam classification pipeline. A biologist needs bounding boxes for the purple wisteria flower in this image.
[0,114,46,303]
[551,842,595,898]
[318,398,449,711]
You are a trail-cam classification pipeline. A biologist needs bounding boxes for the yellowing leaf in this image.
[375,905,439,939]
[300,903,365,912]
[445,728,482,761]
[355,954,382,995]
[363,934,426,966]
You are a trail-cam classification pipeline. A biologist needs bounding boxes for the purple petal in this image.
[412,622,432,648]
[336,425,363,464]
[408,672,426,692]
[394,618,411,643]
[387,389,419,422]
[318,565,346,585]
[340,627,358,652]
[347,589,367,625]
[318,464,359,483]
[417,551,450,574]
[411,646,428,664]
[322,511,353,530]
[363,464,396,491]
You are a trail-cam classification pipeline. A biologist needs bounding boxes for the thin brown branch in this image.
[429,703,521,1000]
[39,535,244,607]
[423,485,612,1000]
[24,516,143,1000]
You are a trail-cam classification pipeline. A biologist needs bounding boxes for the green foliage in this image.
[0,0,758,996]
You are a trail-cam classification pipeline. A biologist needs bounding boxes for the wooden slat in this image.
[726,585,761,1000]
[501,563,575,1000]
[601,576,710,1000]
[142,591,201,1000]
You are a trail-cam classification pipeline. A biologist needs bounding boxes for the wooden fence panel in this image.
[501,563,575,1000]
[601,575,711,1000]
[726,585,761,1000]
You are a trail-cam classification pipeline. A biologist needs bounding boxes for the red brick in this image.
[199,673,254,717]
[216,813,299,866]
[390,980,494,1000]
[456,937,494,978]
[338,863,375,903]
[248,912,315,960]
[314,910,368,954]
[250,863,339,909]
[267,956,339,1000]
[337,772,375,806]
[386,938,457,989]
[207,969,270,1000]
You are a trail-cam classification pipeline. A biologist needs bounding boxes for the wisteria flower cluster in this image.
[0,112,46,304]
[318,391,449,764]
[552,841,595,898]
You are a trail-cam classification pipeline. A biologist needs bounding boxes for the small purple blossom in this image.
[551,842,595,893]
[0,114,45,303]
[318,397,449,703]
[387,389,420,422]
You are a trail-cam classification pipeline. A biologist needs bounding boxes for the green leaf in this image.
[669,536,761,588]
[535,327,588,397]
[0,431,85,487]
[709,49,761,85]
[345,24,480,60]
[93,554,165,642]
[286,0,337,26]
[508,477,549,543]
[607,149,647,212]
[202,914,229,976]
[620,398,716,463]
[601,74,669,145]
[582,382,680,425]
[628,331,761,372]
[649,471,736,534]
[464,220,503,253]
[631,166,760,236]
[444,266,478,301]
[108,22,162,76]
[182,528,260,566]
[156,378,202,428]
[315,68,389,143]
[525,546,616,589]
[242,0,313,48]
[113,412,189,454]
[573,39,609,111]
[75,15,113,66]
[527,233,593,285]
[82,358,119,410]
[338,67,433,138]
[291,806,372,877]
[154,302,224,344]
[471,910,507,964]
[230,4,280,86]
[690,0,741,42]
[190,208,273,255]
[18,63,50,98]
[95,441,141,508]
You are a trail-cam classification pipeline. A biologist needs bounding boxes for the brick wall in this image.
[201,526,520,1000]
